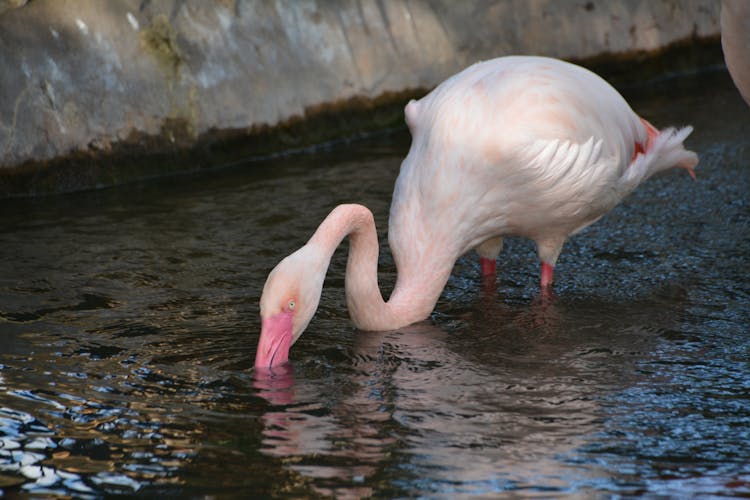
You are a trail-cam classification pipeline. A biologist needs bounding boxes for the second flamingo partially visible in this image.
[255,55,698,368]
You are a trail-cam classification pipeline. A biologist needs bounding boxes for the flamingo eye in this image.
[287,299,295,311]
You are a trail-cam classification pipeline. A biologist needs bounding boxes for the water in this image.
[0,68,748,498]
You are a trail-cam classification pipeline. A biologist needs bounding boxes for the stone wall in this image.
[0,0,721,195]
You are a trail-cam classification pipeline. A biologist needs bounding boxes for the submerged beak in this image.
[255,311,294,367]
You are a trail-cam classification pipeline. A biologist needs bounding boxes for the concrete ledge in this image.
[0,0,722,196]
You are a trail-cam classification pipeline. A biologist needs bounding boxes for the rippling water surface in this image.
[0,69,748,497]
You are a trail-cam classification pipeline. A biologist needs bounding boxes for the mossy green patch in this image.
[140,14,182,79]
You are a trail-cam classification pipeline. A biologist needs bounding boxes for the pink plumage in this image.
[255,56,698,367]
[721,0,750,107]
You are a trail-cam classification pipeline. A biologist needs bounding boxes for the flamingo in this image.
[721,0,750,107]
[255,56,698,368]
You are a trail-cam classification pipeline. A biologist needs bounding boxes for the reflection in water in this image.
[253,365,296,406]
[254,364,384,498]
[252,261,750,497]
[253,306,621,497]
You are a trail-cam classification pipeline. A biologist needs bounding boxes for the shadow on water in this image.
[0,68,748,496]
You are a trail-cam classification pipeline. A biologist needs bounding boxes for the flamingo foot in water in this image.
[480,257,497,276]
[540,262,556,299]
[540,262,554,289]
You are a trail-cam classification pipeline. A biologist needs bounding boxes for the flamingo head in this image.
[255,245,326,368]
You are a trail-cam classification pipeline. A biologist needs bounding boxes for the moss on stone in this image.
[140,14,183,78]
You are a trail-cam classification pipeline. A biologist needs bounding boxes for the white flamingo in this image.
[722,0,750,106]
[255,56,698,367]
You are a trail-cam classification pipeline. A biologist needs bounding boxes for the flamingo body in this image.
[721,0,750,107]
[255,56,698,367]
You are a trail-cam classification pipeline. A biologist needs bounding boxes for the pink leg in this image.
[540,262,554,289]
[480,257,497,276]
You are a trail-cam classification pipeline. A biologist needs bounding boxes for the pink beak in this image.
[255,311,294,367]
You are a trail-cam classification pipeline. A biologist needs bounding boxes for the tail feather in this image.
[621,126,698,188]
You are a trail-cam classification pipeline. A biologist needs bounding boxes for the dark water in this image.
[0,69,749,498]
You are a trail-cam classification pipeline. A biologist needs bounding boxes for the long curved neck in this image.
[307,204,452,331]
